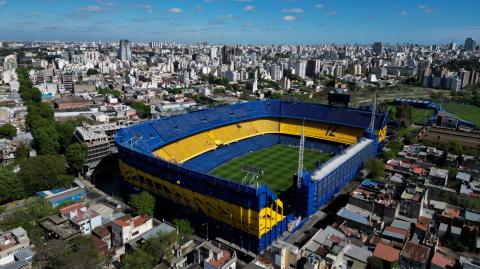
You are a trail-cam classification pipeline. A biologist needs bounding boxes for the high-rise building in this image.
[294,60,307,79]
[464,37,476,51]
[118,40,132,61]
[270,64,283,81]
[221,46,234,65]
[62,73,74,92]
[373,42,383,55]
[306,59,321,77]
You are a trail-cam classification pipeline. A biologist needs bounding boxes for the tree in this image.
[130,191,155,217]
[56,121,75,154]
[33,236,107,269]
[0,198,58,244]
[32,126,60,155]
[364,158,385,179]
[142,231,177,263]
[173,218,194,240]
[123,249,155,269]
[66,143,88,175]
[395,102,412,127]
[87,68,99,76]
[0,124,17,139]
[130,102,151,118]
[15,144,31,160]
[19,155,70,195]
[367,256,384,269]
[0,167,23,204]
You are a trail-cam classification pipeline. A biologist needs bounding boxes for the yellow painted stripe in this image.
[119,160,285,238]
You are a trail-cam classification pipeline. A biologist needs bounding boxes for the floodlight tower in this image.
[297,127,305,189]
[368,93,377,135]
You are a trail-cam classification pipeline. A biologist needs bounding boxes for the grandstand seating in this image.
[153,117,364,163]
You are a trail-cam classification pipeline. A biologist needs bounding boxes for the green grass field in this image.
[210,144,332,194]
[441,103,480,126]
[388,105,434,124]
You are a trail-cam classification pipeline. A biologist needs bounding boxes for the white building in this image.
[294,60,307,79]
[270,64,283,81]
[111,215,153,247]
[59,203,102,235]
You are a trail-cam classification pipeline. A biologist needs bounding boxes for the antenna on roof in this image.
[297,119,305,189]
[368,93,377,134]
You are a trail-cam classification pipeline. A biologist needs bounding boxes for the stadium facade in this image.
[115,100,387,253]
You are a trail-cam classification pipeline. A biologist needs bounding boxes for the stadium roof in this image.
[312,138,373,181]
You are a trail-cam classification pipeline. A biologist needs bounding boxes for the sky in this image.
[0,0,479,44]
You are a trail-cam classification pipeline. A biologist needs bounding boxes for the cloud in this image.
[325,11,337,16]
[283,15,296,22]
[417,4,433,13]
[218,14,235,19]
[0,0,6,6]
[167,7,182,14]
[96,0,115,6]
[125,4,153,13]
[283,8,303,13]
[244,5,255,11]
[315,3,324,9]
[244,21,254,27]
[195,5,203,12]
[78,5,106,12]
[397,10,408,16]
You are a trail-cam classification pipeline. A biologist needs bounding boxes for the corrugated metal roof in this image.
[337,208,369,225]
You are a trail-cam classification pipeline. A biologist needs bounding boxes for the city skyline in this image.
[0,0,479,44]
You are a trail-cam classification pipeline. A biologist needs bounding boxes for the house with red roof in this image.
[373,243,401,268]
[58,202,102,235]
[430,252,456,269]
[111,214,153,247]
[399,241,431,269]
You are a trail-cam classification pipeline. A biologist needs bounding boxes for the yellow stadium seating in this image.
[153,118,364,163]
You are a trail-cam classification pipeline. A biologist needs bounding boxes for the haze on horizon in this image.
[0,0,479,44]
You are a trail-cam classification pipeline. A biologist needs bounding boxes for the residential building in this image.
[118,40,132,62]
[372,243,400,268]
[59,203,102,235]
[0,228,30,267]
[111,214,153,247]
[398,241,431,269]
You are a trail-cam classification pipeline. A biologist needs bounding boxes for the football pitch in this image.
[388,105,434,124]
[210,144,332,194]
[441,103,480,126]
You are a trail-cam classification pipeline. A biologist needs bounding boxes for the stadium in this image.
[115,100,387,253]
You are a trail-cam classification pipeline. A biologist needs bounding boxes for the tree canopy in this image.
[33,236,107,269]
[0,123,17,139]
[19,155,72,195]
[395,102,412,127]
[173,218,194,240]
[130,191,155,217]
[364,158,385,180]
[367,256,384,269]
[123,231,177,269]
[66,143,88,175]
[0,167,24,204]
